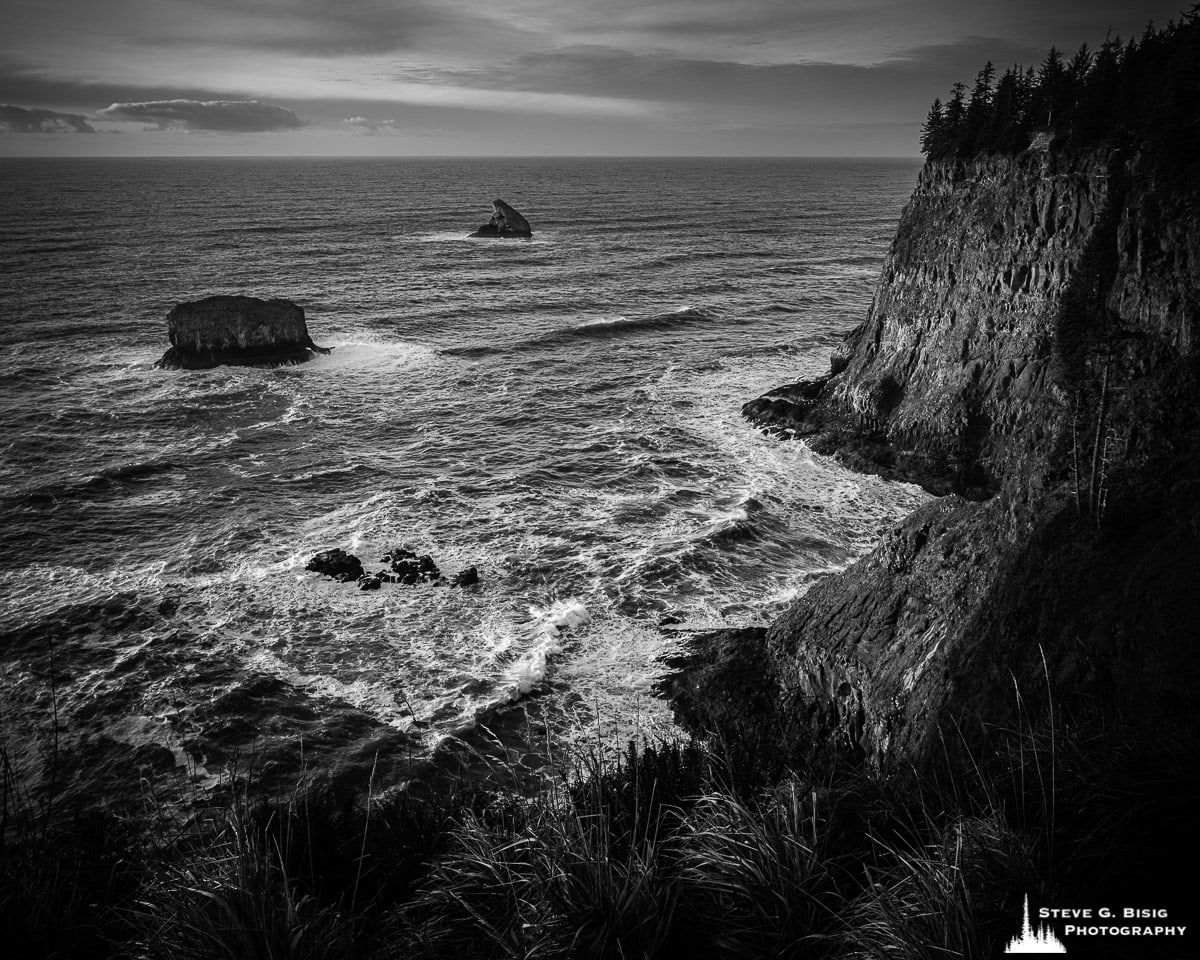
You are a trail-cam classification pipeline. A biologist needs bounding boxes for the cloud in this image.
[394,45,925,121]
[0,104,94,133]
[341,115,453,138]
[342,115,403,134]
[99,99,306,132]
[885,36,1048,74]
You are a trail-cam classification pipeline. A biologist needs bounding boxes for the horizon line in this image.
[0,152,924,161]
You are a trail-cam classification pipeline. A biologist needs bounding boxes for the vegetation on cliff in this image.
[920,6,1200,175]
[4,718,1197,959]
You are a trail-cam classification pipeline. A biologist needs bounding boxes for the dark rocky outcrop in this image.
[305,549,365,583]
[382,548,441,585]
[306,547,481,590]
[156,295,330,370]
[470,199,532,238]
[673,142,1200,770]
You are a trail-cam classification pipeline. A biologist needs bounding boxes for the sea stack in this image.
[470,199,533,238]
[155,295,330,370]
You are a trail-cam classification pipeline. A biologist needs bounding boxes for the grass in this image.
[129,800,362,960]
[2,699,1197,960]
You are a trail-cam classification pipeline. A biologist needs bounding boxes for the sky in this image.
[0,1,1186,157]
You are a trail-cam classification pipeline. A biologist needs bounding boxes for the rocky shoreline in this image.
[663,140,1200,770]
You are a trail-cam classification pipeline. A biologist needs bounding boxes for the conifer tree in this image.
[986,67,1021,152]
[964,61,996,153]
[1033,46,1065,127]
[916,16,1196,165]
[920,98,945,156]
[945,81,967,156]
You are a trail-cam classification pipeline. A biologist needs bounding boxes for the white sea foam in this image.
[503,600,591,700]
[401,231,557,246]
[574,315,632,331]
[306,340,437,371]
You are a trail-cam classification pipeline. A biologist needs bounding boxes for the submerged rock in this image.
[470,199,532,238]
[156,295,330,370]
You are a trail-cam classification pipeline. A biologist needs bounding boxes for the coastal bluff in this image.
[156,295,330,370]
[674,142,1200,768]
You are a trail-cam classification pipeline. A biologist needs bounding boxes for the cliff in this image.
[674,142,1200,768]
[156,295,330,370]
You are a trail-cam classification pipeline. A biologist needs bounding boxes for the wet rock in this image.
[357,573,383,591]
[382,548,441,584]
[450,566,479,587]
[470,199,533,238]
[156,295,330,370]
[656,627,781,764]
[305,548,364,583]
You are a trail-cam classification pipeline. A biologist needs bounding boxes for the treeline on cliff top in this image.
[920,6,1200,164]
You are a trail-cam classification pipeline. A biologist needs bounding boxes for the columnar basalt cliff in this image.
[745,144,1123,497]
[672,143,1200,768]
[156,295,330,370]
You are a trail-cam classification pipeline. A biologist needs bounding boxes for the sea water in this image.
[0,157,928,798]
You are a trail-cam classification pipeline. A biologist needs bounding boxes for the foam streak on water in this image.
[0,157,926,796]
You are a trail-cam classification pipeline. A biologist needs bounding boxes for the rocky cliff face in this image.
[679,143,1200,768]
[744,144,1198,499]
[157,295,329,370]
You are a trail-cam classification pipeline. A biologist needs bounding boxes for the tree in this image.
[1033,46,1066,128]
[920,98,946,156]
[985,67,1022,152]
[944,82,967,156]
[963,61,996,153]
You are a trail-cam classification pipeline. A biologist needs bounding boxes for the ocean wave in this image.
[438,307,725,360]
[565,307,718,339]
[503,600,590,700]
[18,459,186,505]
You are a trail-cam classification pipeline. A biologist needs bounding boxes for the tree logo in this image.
[1006,896,1068,954]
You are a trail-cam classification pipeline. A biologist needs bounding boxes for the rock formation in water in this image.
[672,137,1200,769]
[470,199,533,238]
[381,547,442,585]
[306,548,365,583]
[156,295,330,370]
[306,547,480,590]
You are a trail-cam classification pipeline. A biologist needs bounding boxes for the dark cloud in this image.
[561,0,1183,50]
[397,45,937,122]
[885,36,1048,73]
[131,0,502,57]
[0,104,95,133]
[99,99,306,132]
[0,69,259,111]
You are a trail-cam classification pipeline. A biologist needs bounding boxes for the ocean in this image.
[0,156,928,801]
